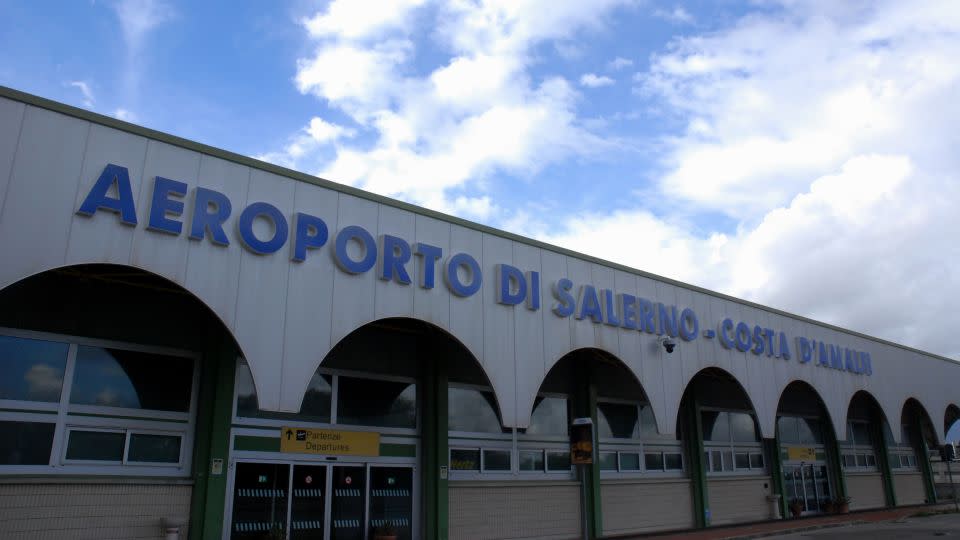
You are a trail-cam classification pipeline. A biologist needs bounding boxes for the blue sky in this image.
[3,1,960,439]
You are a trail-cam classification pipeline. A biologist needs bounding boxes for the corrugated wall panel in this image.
[893,472,927,506]
[846,473,886,510]
[449,482,580,540]
[707,476,772,525]
[601,479,694,535]
[0,483,191,540]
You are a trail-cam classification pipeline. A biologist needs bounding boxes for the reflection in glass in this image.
[796,418,820,444]
[236,363,332,423]
[0,420,55,465]
[127,433,181,463]
[66,430,125,461]
[850,422,871,446]
[730,412,758,442]
[527,397,568,436]
[519,450,544,471]
[620,452,640,471]
[735,452,750,469]
[71,346,193,412]
[369,467,413,540]
[450,449,480,471]
[664,452,683,470]
[599,451,618,471]
[546,451,571,471]
[701,411,729,442]
[639,405,658,436]
[483,449,511,471]
[230,462,289,540]
[778,416,798,444]
[448,387,503,433]
[597,402,638,439]
[644,452,664,471]
[0,335,68,403]
[337,377,416,429]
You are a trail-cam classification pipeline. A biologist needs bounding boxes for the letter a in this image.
[76,163,138,225]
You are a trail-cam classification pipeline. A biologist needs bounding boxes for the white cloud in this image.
[653,6,694,25]
[68,81,95,108]
[303,0,426,40]
[113,108,137,122]
[608,56,633,70]
[580,73,615,88]
[113,0,173,53]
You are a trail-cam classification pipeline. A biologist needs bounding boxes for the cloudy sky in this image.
[3,1,959,425]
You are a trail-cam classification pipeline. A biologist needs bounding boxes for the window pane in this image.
[0,420,54,465]
[856,454,867,467]
[596,402,638,439]
[599,451,618,471]
[0,335,68,403]
[71,346,193,412]
[664,453,683,470]
[236,363,332,423]
[450,449,479,471]
[528,397,568,436]
[519,450,544,471]
[866,454,877,467]
[843,454,856,468]
[546,451,571,471]
[620,452,640,471]
[66,430,125,461]
[702,411,729,442]
[730,412,758,442]
[908,455,917,467]
[449,387,503,433]
[851,423,871,446]
[796,418,820,444]
[639,404,658,436]
[735,452,750,469]
[777,416,798,444]
[750,453,764,469]
[889,454,900,468]
[127,433,181,463]
[644,452,664,471]
[711,450,723,472]
[483,449,511,471]
[337,377,416,429]
[722,451,733,471]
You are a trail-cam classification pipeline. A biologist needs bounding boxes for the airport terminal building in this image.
[0,86,958,540]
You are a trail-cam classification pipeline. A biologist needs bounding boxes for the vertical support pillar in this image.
[826,422,847,501]
[873,413,898,507]
[195,335,238,540]
[423,357,449,540]
[573,361,602,539]
[768,436,787,519]
[683,396,709,528]
[913,415,938,504]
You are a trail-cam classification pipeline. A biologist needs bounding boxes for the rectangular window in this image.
[546,451,571,472]
[865,454,877,467]
[482,449,511,471]
[735,452,750,470]
[644,452,664,471]
[856,454,867,467]
[749,453,764,469]
[0,420,55,465]
[0,336,69,403]
[907,455,917,467]
[519,450,544,472]
[599,451,618,471]
[127,433,182,464]
[664,453,683,471]
[337,377,416,429]
[71,346,193,412]
[711,450,723,472]
[65,429,125,462]
[850,422,871,446]
[450,449,480,471]
[619,452,641,471]
[528,397,569,436]
[448,387,503,433]
[722,450,733,471]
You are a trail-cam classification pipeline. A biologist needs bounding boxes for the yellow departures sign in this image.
[786,446,816,461]
[280,427,380,457]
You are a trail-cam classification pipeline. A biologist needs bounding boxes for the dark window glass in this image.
[337,377,416,429]
[546,451,571,471]
[866,454,877,467]
[665,453,683,470]
[750,453,764,469]
[597,402,638,439]
[711,450,723,472]
[735,452,750,469]
[620,452,640,471]
[450,449,479,471]
[66,430,125,461]
[721,451,733,471]
[702,411,729,442]
[778,416,798,444]
[639,405,658,436]
[483,449,511,471]
[644,452,664,471]
[71,346,193,412]
[850,423,871,446]
[448,387,503,433]
[127,433,181,463]
[0,420,54,465]
[599,451,617,471]
[730,412,758,442]
[889,454,901,468]
[527,397,568,436]
[519,450,544,471]
[0,335,68,403]
[796,417,820,444]
[236,363,332,423]
[856,454,867,467]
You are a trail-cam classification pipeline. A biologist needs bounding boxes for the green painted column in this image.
[768,436,787,519]
[572,361,602,539]
[423,358,449,540]
[915,422,938,504]
[826,425,847,501]
[197,336,238,540]
[683,397,709,528]
[873,415,897,507]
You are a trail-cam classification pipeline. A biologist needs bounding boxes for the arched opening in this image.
[679,368,767,526]
[229,317,489,540]
[945,404,960,442]
[843,390,895,510]
[774,381,839,516]
[0,263,237,538]
[896,398,939,505]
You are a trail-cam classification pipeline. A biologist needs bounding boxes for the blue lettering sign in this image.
[189,187,232,246]
[238,202,288,255]
[445,253,481,297]
[76,164,138,225]
[552,278,575,317]
[291,212,328,262]
[333,225,377,274]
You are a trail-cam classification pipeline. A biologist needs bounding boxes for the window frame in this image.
[596,397,685,478]
[702,407,765,475]
[841,420,879,472]
[0,327,198,476]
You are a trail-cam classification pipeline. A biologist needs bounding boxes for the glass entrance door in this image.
[230,463,415,540]
[783,463,831,514]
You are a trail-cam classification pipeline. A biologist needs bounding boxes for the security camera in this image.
[659,336,677,354]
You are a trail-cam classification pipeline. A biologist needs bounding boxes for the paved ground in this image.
[620,504,959,540]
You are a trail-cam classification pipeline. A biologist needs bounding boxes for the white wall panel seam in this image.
[59,122,93,266]
[0,101,26,224]
[228,167,254,334]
